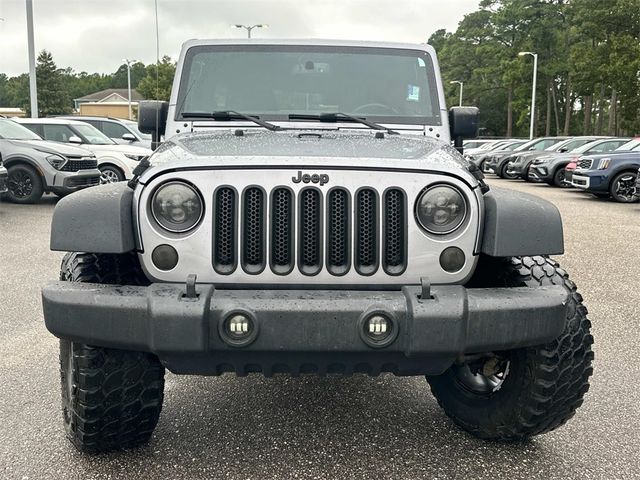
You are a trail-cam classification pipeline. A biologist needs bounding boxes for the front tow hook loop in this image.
[420,277,433,300]
[185,274,198,299]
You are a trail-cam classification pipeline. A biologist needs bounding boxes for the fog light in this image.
[220,312,258,347]
[440,247,466,273]
[366,315,391,339]
[152,244,178,271]
[359,312,397,348]
[227,314,251,337]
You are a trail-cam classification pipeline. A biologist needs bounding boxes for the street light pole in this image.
[450,81,464,106]
[232,24,268,38]
[122,59,137,120]
[26,0,38,118]
[519,51,538,140]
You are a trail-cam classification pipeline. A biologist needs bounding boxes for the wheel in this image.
[59,252,164,453]
[6,164,44,203]
[99,165,125,184]
[553,167,570,187]
[609,171,638,203]
[427,256,594,441]
[500,162,518,180]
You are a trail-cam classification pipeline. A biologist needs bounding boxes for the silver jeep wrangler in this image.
[42,40,593,453]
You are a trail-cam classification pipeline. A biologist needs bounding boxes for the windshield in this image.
[505,141,525,151]
[545,138,582,152]
[176,45,441,125]
[73,124,116,145]
[0,119,42,140]
[616,139,640,151]
[122,120,152,141]
[514,139,540,151]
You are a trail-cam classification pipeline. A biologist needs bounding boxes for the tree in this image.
[110,61,147,89]
[136,56,176,101]
[35,50,72,116]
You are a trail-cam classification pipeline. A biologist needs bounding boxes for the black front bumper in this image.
[42,282,568,376]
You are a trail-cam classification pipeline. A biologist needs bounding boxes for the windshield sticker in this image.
[407,85,420,102]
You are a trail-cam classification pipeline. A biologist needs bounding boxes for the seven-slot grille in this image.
[577,158,593,170]
[212,186,407,277]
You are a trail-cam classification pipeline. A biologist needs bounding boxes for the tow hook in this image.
[183,274,199,299]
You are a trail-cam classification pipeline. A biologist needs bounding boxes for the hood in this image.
[140,129,478,186]
[7,139,93,157]
[83,144,152,156]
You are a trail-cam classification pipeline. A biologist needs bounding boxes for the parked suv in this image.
[529,138,629,187]
[0,118,100,203]
[485,137,567,177]
[42,40,593,453]
[17,118,151,182]
[57,115,152,149]
[572,149,640,202]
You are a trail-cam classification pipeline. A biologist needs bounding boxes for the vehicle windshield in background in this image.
[176,45,441,125]
[0,119,43,141]
[74,124,116,145]
[122,120,152,140]
[616,139,640,151]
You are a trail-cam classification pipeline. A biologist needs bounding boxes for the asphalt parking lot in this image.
[1,179,639,480]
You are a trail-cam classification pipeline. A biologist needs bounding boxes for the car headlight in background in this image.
[151,181,204,233]
[124,154,146,161]
[415,184,468,235]
[597,158,611,170]
[46,154,67,170]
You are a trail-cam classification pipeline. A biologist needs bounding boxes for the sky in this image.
[0,0,480,77]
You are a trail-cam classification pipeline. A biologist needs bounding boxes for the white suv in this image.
[57,116,152,149]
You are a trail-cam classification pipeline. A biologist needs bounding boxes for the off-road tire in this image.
[428,256,594,441]
[59,252,164,453]
[6,164,44,203]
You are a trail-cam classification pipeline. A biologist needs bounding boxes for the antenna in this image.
[153,0,161,146]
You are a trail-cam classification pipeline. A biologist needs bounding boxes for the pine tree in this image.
[35,50,72,116]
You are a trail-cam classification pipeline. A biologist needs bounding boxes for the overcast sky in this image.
[0,0,479,77]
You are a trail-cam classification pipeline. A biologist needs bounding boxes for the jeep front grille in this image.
[578,158,593,169]
[212,185,408,277]
[213,187,237,274]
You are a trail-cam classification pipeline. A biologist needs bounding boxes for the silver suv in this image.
[43,40,593,452]
[0,119,100,203]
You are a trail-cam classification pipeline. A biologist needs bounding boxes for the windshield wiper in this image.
[289,113,399,135]
[181,110,281,132]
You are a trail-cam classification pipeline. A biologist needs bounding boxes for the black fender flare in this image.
[481,187,564,257]
[50,182,135,253]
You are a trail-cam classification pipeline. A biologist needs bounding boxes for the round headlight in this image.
[415,185,467,235]
[151,181,203,233]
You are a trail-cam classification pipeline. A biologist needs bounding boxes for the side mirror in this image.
[122,133,136,142]
[559,148,568,153]
[449,107,479,154]
[138,100,169,150]
[69,135,83,144]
